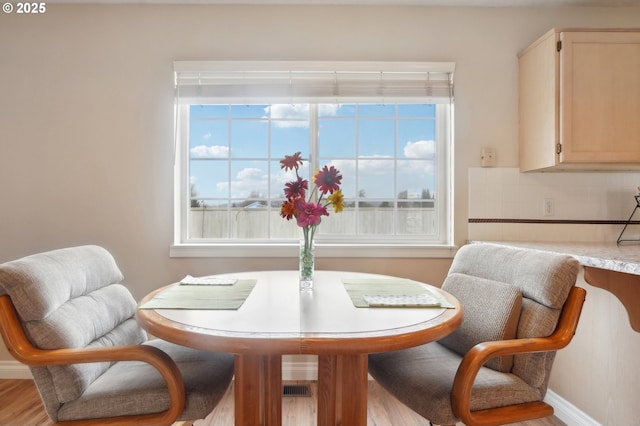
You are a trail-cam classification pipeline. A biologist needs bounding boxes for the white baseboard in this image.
[0,361,31,379]
[283,362,601,426]
[544,389,601,426]
[281,359,375,381]
[282,359,317,381]
[0,359,601,426]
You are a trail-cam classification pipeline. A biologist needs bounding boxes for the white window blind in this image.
[174,61,455,104]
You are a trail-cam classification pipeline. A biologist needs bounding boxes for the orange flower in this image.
[280,199,297,220]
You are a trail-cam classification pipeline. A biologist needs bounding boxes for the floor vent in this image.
[282,384,311,397]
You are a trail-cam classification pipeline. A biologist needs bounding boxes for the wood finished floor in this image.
[0,379,565,426]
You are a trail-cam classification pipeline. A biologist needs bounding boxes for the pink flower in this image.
[294,200,328,227]
[314,165,342,194]
[279,153,343,242]
[284,177,308,199]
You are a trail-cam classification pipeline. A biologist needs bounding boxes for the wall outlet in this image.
[481,147,496,167]
[543,198,554,217]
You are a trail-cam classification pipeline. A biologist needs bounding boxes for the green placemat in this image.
[139,279,257,310]
[342,278,455,309]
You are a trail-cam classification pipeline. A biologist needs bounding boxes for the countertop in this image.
[472,241,640,276]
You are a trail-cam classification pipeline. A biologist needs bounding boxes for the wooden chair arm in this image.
[0,295,186,426]
[450,286,586,426]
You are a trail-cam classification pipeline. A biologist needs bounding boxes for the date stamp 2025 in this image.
[3,2,47,14]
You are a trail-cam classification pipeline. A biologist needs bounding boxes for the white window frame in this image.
[170,61,455,258]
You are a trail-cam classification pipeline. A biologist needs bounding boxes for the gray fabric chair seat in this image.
[368,243,581,426]
[56,340,234,422]
[369,342,541,425]
[0,245,235,424]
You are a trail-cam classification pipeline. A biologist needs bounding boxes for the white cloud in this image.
[319,104,340,116]
[190,145,229,158]
[327,157,398,177]
[264,104,340,128]
[264,104,309,128]
[216,167,269,198]
[333,153,433,189]
[403,140,435,158]
[268,104,308,119]
[203,132,212,140]
[236,167,263,180]
[403,159,434,176]
[357,156,394,176]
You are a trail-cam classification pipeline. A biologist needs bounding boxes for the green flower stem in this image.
[300,225,316,283]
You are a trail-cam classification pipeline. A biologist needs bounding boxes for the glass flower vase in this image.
[299,238,315,291]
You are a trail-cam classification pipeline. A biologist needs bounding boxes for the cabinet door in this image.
[518,29,559,172]
[560,31,640,164]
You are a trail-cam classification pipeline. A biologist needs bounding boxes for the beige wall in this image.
[1,4,639,424]
[550,270,640,425]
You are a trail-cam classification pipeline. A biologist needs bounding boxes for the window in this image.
[172,62,454,257]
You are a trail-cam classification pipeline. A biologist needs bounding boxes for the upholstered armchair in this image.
[369,243,586,426]
[0,245,234,425]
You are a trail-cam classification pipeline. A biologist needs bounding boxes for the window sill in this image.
[169,243,458,259]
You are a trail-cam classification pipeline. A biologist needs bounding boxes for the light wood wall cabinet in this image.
[519,28,640,172]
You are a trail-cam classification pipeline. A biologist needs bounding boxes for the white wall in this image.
[1,4,639,424]
[552,270,640,426]
[468,168,640,425]
[469,167,640,242]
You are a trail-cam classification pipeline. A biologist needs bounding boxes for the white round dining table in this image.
[136,270,462,426]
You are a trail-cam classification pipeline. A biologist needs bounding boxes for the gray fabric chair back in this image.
[0,245,147,417]
[446,243,579,393]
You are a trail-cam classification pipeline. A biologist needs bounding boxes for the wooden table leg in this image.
[234,354,282,426]
[263,355,282,425]
[317,354,368,426]
[317,355,338,425]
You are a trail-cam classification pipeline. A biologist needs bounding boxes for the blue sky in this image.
[188,103,436,204]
